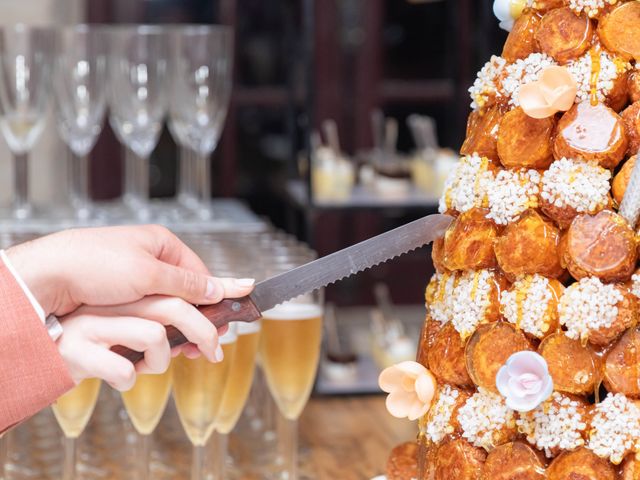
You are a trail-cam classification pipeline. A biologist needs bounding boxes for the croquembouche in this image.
[379,1,640,479]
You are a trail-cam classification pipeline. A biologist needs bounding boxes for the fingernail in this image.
[214,344,224,362]
[206,278,221,299]
[235,278,255,287]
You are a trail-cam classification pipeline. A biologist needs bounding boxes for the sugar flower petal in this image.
[493,0,525,31]
[379,361,437,421]
[506,394,545,413]
[496,365,512,398]
[378,364,404,392]
[495,351,554,413]
[519,81,557,119]
[386,389,416,419]
[519,66,577,118]
[493,0,526,32]
[415,371,437,404]
[395,360,428,377]
[507,350,548,378]
[408,398,431,421]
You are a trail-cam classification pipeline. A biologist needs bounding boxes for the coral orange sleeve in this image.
[0,259,74,433]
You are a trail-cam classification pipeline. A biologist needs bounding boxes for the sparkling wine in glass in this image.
[51,378,101,480]
[173,324,237,480]
[210,320,261,479]
[108,25,168,218]
[169,25,233,218]
[121,367,172,480]
[260,295,323,480]
[54,25,107,220]
[0,25,56,219]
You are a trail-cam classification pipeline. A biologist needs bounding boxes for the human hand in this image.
[5,225,255,317]
[58,295,232,390]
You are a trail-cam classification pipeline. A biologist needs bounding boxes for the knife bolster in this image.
[197,296,262,329]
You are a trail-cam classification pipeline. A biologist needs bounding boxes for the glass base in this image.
[0,198,266,237]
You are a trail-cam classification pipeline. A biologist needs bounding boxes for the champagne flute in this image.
[108,25,168,218]
[210,320,261,479]
[173,324,238,480]
[54,25,107,220]
[0,25,56,219]
[260,286,323,480]
[169,25,233,218]
[51,378,101,480]
[120,366,173,480]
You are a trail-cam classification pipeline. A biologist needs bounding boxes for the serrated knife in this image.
[113,213,453,363]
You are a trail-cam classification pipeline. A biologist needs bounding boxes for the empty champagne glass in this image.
[120,367,173,480]
[51,378,101,480]
[173,324,237,480]
[260,284,323,480]
[54,25,108,219]
[169,25,233,218]
[108,25,168,218]
[0,25,56,219]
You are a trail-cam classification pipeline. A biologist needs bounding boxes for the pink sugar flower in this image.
[496,351,553,412]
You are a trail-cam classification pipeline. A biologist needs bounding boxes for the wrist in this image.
[5,239,66,317]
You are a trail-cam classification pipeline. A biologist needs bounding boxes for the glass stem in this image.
[265,387,276,440]
[195,152,211,205]
[177,146,193,204]
[136,433,151,480]
[123,147,136,203]
[135,153,150,206]
[62,436,78,480]
[186,149,196,201]
[191,445,205,480]
[124,151,151,218]
[67,148,78,204]
[278,414,298,480]
[13,152,30,219]
[73,153,91,219]
[210,432,227,480]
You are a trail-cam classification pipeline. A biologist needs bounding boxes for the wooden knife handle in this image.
[110,296,262,364]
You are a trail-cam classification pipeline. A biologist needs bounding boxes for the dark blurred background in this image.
[86,0,507,306]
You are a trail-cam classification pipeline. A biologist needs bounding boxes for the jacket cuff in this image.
[0,258,74,433]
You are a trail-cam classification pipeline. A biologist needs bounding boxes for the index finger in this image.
[83,296,219,362]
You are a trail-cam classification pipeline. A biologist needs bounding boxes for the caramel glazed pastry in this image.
[383,2,640,479]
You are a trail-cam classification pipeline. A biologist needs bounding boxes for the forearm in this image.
[0,256,74,433]
[5,235,70,318]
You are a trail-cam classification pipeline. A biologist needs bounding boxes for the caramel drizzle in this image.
[437,273,450,303]
[470,271,480,300]
[581,334,589,348]
[542,292,554,335]
[444,187,452,210]
[515,276,533,330]
[473,157,489,208]
[589,47,601,106]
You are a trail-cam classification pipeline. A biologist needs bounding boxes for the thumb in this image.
[149,263,255,305]
[150,263,225,304]
[217,277,256,298]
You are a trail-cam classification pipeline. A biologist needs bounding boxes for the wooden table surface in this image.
[12,393,415,480]
[299,395,417,479]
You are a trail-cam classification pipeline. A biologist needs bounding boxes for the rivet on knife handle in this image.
[110,296,262,364]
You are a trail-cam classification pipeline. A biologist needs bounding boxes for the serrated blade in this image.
[249,213,453,312]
